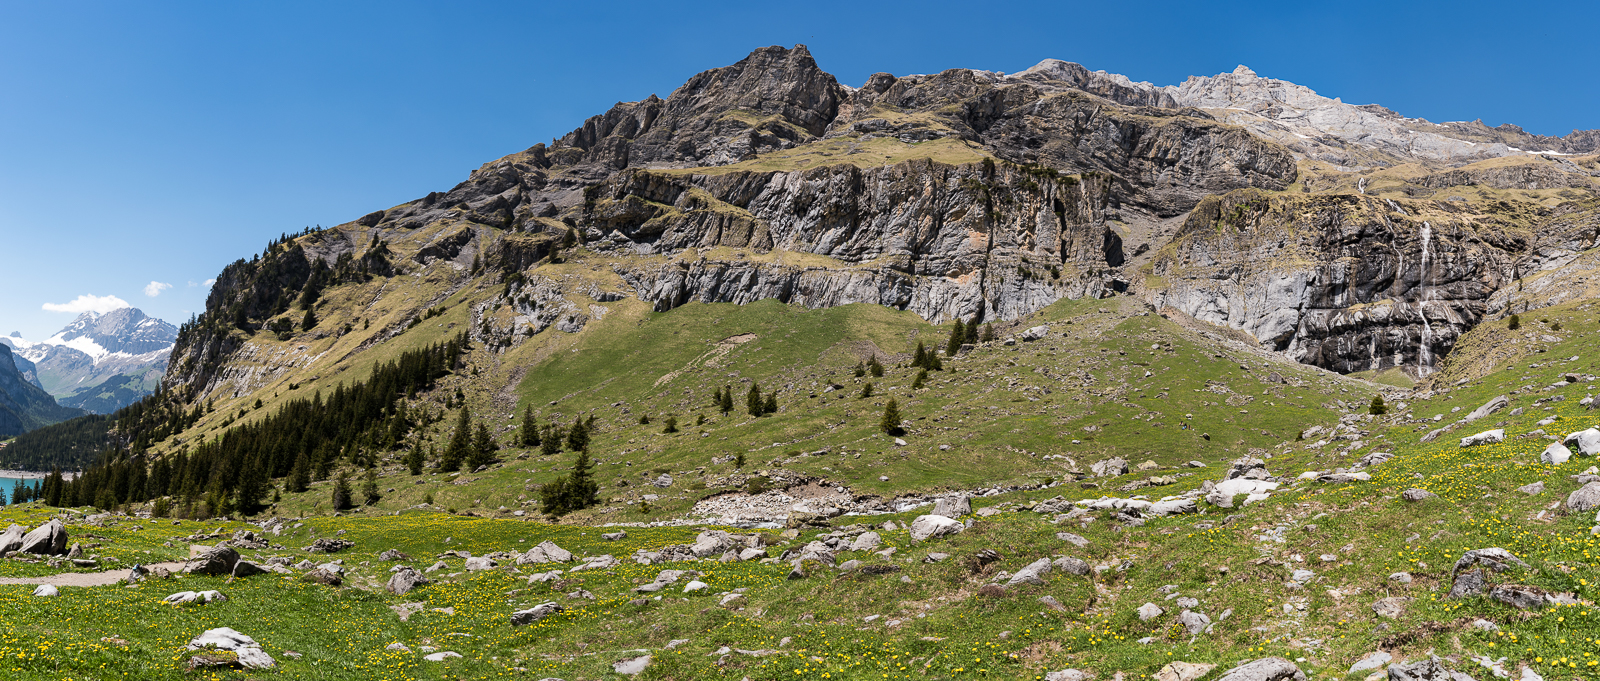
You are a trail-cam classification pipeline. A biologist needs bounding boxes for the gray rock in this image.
[602,531,628,541]
[850,532,882,551]
[517,540,574,564]
[1215,657,1305,681]
[1565,428,1600,456]
[1137,603,1164,621]
[1461,429,1505,447]
[1039,595,1067,612]
[1046,670,1095,681]
[511,602,563,626]
[1401,488,1438,502]
[1541,443,1572,464]
[464,556,498,571]
[387,567,430,596]
[1021,325,1050,341]
[1386,656,1465,681]
[1349,652,1391,674]
[32,584,58,597]
[1517,481,1546,495]
[164,590,227,605]
[1006,557,1053,586]
[186,627,275,670]
[1567,482,1600,512]
[1057,532,1089,547]
[1450,569,1486,599]
[1390,572,1413,584]
[230,560,266,578]
[1177,609,1211,635]
[1053,556,1091,576]
[301,568,342,586]
[932,496,971,517]
[909,515,963,542]
[185,546,241,576]
[1463,395,1509,423]
[1372,596,1411,619]
[1091,457,1130,478]
[18,519,67,555]
[379,549,412,561]
[0,524,25,555]
[1454,547,1530,575]
[1489,584,1549,610]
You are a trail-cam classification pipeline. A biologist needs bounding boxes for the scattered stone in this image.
[1039,595,1067,612]
[185,546,241,577]
[1215,657,1306,681]
[1053,556,1091,576]
[388,567,430,596]
[850,532,882,551]
[1348,652,1391,674]
[185,628,275,670]
[1138,603,1164,621]
[1463,395,1509,423]
[932,496,971,517]
[1005,558,1053,586]
[909,515,963,542]
[303,538,355,554]
[18,519,68,556]
[379,549,412,561]
[423,652,461,662]
[1460,429,1505,447]
[511,602,563,626]
[1565,428,1600,456]
[1372,597,1411,619]
[1158,662,1216,681]
[602,531,627,541]
[301,568,342,587]
[1401,488,1437,502]
[1046,670,1095,681]
[1517,481,1546,495]
[464,556,498,571]
[1390,572,1413,584]
[613,654,652,675]
[32,584,58,597]
[517,541,575,565]
[1541,443,1572,465]
[1566,481,1600,512]
[1177,610,1211,635]
[164,590,227,605]
[231,561,266,578]
[1057,532,1089,547]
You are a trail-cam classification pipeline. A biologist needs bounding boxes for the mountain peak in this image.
[1232,64,1257,76]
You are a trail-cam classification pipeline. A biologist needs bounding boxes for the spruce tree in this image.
[747,384,763,417]
[405,441,424,475]
[440,406,471,472]
[287,451,311,492]
[868,355,884,377]
[362,467,381,505]
[880,398,903,435]
[565,417,589,452]
[912,342,928,369]
[946,319,966,356]
[982,323,995,342]
[331,471,353,510]
[763,393,777,415]
[639,414,651,425]
[540,426,562,456]
[468,422,497,469]
[712,387,722,407]
[861,382,873,398]
[566,450,598,509]
[912,369,928,389]
[719,386,733,414]
[520,406,540,447]
[965,316,979,344]
[301,307,318,332]
[662,416,678,434]
[854,363,866,378]
[928,352,943,371]
[1369,395,1388,415]
[1509,314,1521,330]
[734,453,746,468]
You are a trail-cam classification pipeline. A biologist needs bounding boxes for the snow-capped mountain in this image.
[1,308,176,414]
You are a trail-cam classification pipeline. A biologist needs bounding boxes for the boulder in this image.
[1453,547,1530,574]
[1401,488,1438,502]
[932,496,971,517]
[1568,481,1600,512]
[909,515,963,542]
[186,627,275,670]
[1372,596,1411,619]
[1150,499,1198,516]
[1039,595,1068,612]
[1460,429,1505,447]
[1020,325,1050,341]
[1317,472,1371,484]
[1565,428,1600,456]
[1158,662,1216,681]
[1449,569,1486,598]
[303,538,355,554]
[690,530,735,557]
[614,654,651,675]
[1541,443,1572,464]
[602,531,628,541]
[379,549,412,561]
[422,652,461,662]
[1053,556,1091,576]
[230,561,267,578]
[0,523,26,555]
[1177,610,1211,635]
[185,546,241,576]
[301,568,342,586]
[1005,557,1053,586]
[18,519,68,555]
[164,590,227,605]
[1137,603,1164,621]
[32,584,58,597]
[511,602,564,626]
[1057,532,1090,547]
[1387,656,1465,681]
[517,540,574,564]
[1347,652,1391,674]
[1489,584,1550,610]
[1091,457,1130,478]
[1215,657,1305,681]
[464,556,498,571]
[850,532,882,552]
[1463,395,1509,423]
[1046,670,1096,681]
[387,567,430,596]
[1517,481,1546,495]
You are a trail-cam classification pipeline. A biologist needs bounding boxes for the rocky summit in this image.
[3,46,1600,681]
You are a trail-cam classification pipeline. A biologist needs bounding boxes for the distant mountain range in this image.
[2,308,176,414]
[0,344,86,438]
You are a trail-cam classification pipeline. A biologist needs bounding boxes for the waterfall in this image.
[1417,221,1433,376]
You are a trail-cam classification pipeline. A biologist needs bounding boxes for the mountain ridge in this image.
[2,308,176,414]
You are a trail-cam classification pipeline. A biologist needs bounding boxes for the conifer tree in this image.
[331,471,353,510]
[965,316,980,344]
[734,453,746,468]
[719,386,733,414]
[854,363,866,378]
[405,441,424,475]
[662,416,678,434]
[565,417,589,452]
[912,369,928,389]
[1369,395,1388,415]
[928,352,943,371]
[520,406,540,447]
[868,355,884,377]
[359,468,378,505]
[639,414,651,425]
[880,398,903,435]
[540,426,561,456]
[747,384,763,416]
[440,406,471,472]
[861,382,873,398]
[287,450,311,492]
[712,387,722,407]
[301,307,318,332]
[763,393,777,415]
[468,422,497,469]
[982,323,995,342]
[912,342,928,369]
[946,319,966,356]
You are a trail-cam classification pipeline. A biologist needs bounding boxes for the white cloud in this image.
[42,294,131,314]
[143,281,173,297]
[203,278,216,288]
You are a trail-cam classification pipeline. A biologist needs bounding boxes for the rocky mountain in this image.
[3,308,177,414]
[156,45,1598,406]
[0,343,87,438]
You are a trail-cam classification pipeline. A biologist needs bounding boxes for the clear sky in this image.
[2,0,1596,340]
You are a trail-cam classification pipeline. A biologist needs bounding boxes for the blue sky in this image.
[2,0,1596,340]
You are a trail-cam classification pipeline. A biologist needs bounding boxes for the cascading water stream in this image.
[1417,221,1434,376]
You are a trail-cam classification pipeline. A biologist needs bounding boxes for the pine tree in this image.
[540,426,561,456]
[440,406,471,472]
[405,441,424,475]
[520,406,540,447]
[662,416,678,434]
[287,450,311,492]
[301,307,318,331]
[867,355,884,377]
[763,393,777,415]
[965,316,979,344]
[712,387,722,407]
[734,453,746,468]
[982,323,995,342]
[861,382,873,398]
[719,386,733,414]
[362,467,380,505]
[880,398,903,435]
[565,417,589,452]
[912,369,928,389]
[638,414,651,425]
[468,422,497,469]
[912,342,928,369]
[854,363,866,378]
[566,450,598,508]
[928,352,943,371]
[1369,395,1388,415]
[331,471,353,510]
[1509,314,1521,330]
[946,319,966,356]
[747,384,763,417]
